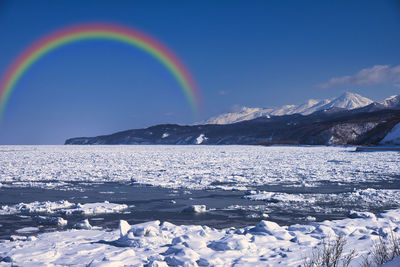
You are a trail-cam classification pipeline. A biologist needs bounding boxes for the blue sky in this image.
[0,0,400,144]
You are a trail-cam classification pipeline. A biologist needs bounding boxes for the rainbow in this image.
[0,23,201,121]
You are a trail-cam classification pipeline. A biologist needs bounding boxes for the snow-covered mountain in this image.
[202,92,374,125]
[317,92,373,110]
[381,95,400,108]
[199,107,273,125]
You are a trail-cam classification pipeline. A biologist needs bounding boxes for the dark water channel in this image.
[1,180,400,240]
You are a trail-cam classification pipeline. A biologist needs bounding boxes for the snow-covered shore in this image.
[1,208,400,266]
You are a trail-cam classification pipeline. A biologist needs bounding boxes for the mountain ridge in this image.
[65,101,400,146]
[201,92,374,125]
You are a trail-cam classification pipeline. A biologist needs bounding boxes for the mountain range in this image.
[201,92,375,125]
[65,92,400,146]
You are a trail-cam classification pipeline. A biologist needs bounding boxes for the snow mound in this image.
[3,209,400,266]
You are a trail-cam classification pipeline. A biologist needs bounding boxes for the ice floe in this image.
[0,200,128,216]
[73,219,92,230]
[181,205,207,213]
[246,191,314,203]
[35,216,68,226]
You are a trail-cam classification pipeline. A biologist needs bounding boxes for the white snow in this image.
[318,91,373,110]
[245,188,400,207]
[0,145,399,191]
[201,92,373,125]
[381,95,400,107]
[0,200,128,216]
[380,122,400,145]
[161,133,169,138]
[195,134,207,144]
[246,191,313,202]
[1,145,400,265]
[62,201,129,215]
[200,106,273,125]
[0,200,75,215]
[1,209,400,266]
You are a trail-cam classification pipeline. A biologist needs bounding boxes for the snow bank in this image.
[1,208,400,266]
[0,200,128,216]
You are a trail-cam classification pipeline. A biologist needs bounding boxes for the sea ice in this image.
[73,219,92,230]
[15,227,39,234]
[0,145,399,191]
[0,200,128,216]
[181,205,207,213]
[35,216,68,226]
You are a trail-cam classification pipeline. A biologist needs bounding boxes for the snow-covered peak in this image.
[271,99,331,116]
[381,95,400,108]
[201,92,375,125]
[319,92,373,110]
[201,107,272,125]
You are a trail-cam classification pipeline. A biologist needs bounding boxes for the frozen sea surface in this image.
[0,145,400,265]
[0,145,399,190]
[0,146,399,238]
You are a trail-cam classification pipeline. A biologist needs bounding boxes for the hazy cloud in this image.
[316,65,400,88]
[219,90,230,96]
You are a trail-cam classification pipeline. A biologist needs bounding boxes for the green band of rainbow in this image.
[0,23,201,122]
